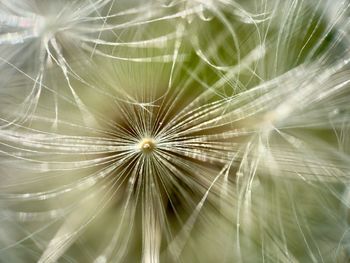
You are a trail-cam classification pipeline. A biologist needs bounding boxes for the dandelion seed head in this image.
[1,0,350,262]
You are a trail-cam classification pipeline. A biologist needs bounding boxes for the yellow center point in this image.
[138,138,156,154]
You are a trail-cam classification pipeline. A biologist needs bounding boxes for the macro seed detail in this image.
[138,138,156,154]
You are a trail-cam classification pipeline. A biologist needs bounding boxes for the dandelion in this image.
[1,0,350,262]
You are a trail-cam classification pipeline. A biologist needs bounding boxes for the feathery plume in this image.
[1,0,350,262]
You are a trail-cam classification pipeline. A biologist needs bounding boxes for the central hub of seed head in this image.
[138,138,156,154]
